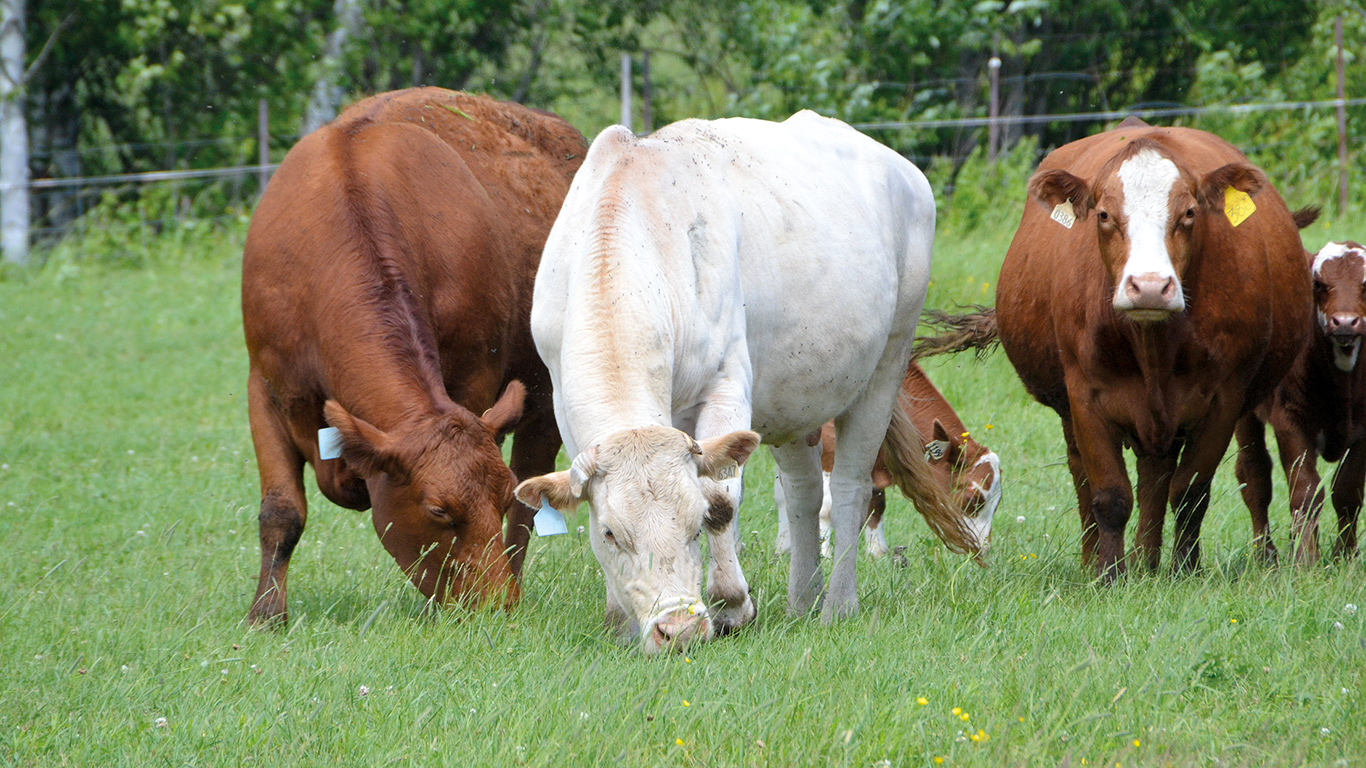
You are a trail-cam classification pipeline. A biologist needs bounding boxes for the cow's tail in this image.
[1292,205,1321,230]
[880,390,987,563]
[912,306,1000,360]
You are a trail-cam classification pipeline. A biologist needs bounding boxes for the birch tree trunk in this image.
[301,0,364,136]
[1,0,27,266]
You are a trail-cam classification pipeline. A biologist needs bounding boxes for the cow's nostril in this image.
[1160,277,1176,299]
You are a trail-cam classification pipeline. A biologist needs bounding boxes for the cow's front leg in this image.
[702,474,753,635]
[246,370,309,626]
[694,379,757,635]
[1330,443,1366,559]
[1065,392,1132,582]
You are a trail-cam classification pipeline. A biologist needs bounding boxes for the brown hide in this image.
[818,361,998,529]
[1236,241,1366,564]
[241,88,586,624]
[995,121,1312,579]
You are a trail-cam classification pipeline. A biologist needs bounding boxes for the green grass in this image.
[0,216,1362,767]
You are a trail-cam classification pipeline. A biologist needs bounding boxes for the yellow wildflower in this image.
[917,697,928,706]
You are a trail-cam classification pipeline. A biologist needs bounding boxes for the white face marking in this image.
[1113,150,1185,313]
[965,451,1001,550]
[1311,242,1358,278]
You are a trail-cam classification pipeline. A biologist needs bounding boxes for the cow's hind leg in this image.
[773,441,825,616]
[1275,432,1324,566]
[1234,414,1279,564]
[1134,450,1176,572]
[1330,444,1366,559]
[247,370,308,626]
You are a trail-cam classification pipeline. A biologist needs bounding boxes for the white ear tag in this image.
[318,427,343,460]
[924,440,949,461]
[713,462,738,481]
[534,499,568,537]
[1050,201,1076,229]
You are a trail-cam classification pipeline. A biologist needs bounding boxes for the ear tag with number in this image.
[534,499,568,537]
[924,440,950,461]
[1224,186,1255,227]
[713,462,738,481]
[1050,201,1076,229]
[318,427,343,460]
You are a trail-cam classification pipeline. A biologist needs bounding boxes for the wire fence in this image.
[12,93,1360,249]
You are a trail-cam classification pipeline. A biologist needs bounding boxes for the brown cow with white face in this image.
[996,118,1312,580]
[1236,241,1366,564]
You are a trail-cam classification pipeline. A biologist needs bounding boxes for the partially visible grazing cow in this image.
[995,118,1313,580]
[774,360,1002,558]
[1236,239,1366,565]
[514,112,984,654]
[241,88,585,624]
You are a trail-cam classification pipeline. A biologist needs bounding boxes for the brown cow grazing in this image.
[775,361,1001,558]
[1236,240,1366,565]
[995,117,1312,580]
[241,88,585,624]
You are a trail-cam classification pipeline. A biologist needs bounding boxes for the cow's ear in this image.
[1198,162,1267,209]
[324,400,406,480]
[481,380,526,434]
[698,430,762,480]
[515,471,584,512]
[1028,169,1095,219]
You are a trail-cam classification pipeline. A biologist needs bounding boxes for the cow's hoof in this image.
[820,594,858,624]
[247,602,287,629]
[711,594,756,637]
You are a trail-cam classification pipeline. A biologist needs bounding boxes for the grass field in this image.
[1,212,1363,767]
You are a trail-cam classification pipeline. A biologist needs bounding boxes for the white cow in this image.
[514,112,983,655]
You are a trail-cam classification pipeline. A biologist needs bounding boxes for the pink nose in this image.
[651,614,708,649]
[1124,273,1179,310]
[1327,313,1364,335]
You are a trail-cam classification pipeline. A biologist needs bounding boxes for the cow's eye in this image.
[602,528,616,545]
[1097,210,1109,222]
[1185,207,1196,219]
[1314,280,1327,293]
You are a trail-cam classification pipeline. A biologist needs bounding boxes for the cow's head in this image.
[1311,241,1366,371]
[1029,139,1267,322]
[514,426,760,655]
[924,421,1001,546]
[323,382,526,609]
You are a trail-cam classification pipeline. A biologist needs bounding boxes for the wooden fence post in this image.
[1336,15,1349,217]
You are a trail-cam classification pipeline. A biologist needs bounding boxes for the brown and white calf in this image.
[1236,240,1366,564]
[775,361,1001,557]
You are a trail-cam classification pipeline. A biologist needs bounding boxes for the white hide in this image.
[531,112,937,649]
[1113,150,1185,314]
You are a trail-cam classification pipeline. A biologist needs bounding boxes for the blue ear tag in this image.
[534,499,568,537]
[318,427,343,460]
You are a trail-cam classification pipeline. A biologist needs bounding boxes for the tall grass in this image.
[0,214,1361,767]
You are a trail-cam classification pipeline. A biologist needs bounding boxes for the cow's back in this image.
[535,112,937,447]
[244,88,586,410]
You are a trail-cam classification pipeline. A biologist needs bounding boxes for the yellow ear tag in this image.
[1224,186,1255,227]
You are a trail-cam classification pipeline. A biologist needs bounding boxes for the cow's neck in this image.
[559,232,678,449]
[323,280,457,430]
[1123,317,1183,449]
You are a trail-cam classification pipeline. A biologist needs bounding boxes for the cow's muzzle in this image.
[1326,314,1365,371]
[1118,272,1183,320]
